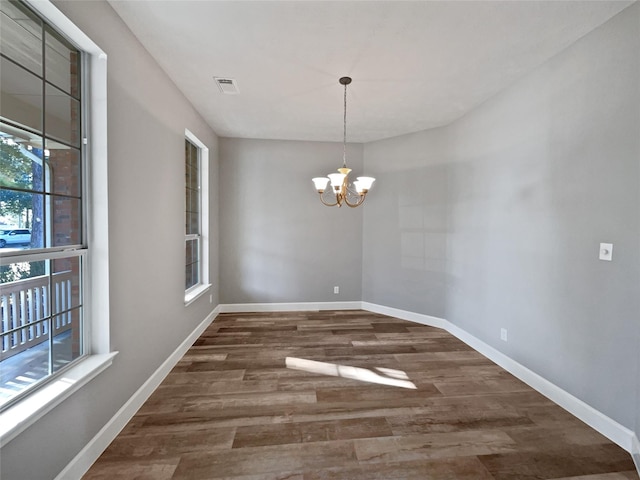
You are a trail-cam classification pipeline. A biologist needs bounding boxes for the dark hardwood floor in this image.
[83,310,639,479]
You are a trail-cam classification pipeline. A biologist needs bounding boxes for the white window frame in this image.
[184,129,209,305]
[0,0,114,445]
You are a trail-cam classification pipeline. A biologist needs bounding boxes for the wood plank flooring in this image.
[83,310,639,480]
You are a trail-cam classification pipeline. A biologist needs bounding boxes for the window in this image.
[184,130,209,303]
[185,138,200,290]
[0,0,111,438]
[0,0,86,410]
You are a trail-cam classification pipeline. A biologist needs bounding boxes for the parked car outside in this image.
[0,229,31,247]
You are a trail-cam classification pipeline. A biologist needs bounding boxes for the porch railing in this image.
[0,271,74,361]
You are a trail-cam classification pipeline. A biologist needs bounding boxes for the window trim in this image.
[184,129,210,305]
[0,0,113,445]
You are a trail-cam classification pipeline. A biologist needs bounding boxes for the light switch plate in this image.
[599,243,613,261]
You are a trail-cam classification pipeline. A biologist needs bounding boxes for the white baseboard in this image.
[362,302,637,454]
[219,301,362,313]
[632,433,640,475]
[55,306,220,480]
[361,302,449,329]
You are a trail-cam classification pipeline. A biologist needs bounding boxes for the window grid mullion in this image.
[40,11,47,251]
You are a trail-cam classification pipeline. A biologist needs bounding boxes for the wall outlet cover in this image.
[500,328,508,342]
[599,243,613,261]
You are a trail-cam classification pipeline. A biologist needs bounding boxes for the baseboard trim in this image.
[55,306,220,480]
[446,322,636,452]
[219,301,362,313]
[362,302,637,454]
[361,302,449,329]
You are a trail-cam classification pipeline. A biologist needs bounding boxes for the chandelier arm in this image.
[319,192,340,207]
[344,193,366,208]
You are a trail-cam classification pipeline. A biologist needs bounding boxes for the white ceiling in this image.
[108,0,634,143]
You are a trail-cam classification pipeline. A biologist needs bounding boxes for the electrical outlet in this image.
[209,294,213,304]
[333,286,339,294]
[500,328,508,342]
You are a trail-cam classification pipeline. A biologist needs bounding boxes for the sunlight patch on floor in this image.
[285,357,417,389]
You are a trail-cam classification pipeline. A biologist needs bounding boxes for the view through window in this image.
[0,0,86,409]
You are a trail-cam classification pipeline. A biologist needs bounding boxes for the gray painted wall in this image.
[446,3,639,429]
[362,128,451,318]
[219,138,363,304]
[364,3,640,432]
[0,1,220,479]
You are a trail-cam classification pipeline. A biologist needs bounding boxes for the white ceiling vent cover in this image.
[214,77,239,95]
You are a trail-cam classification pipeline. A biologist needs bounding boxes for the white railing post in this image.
[1,271,73,360]
[65,278,71,326]
[1,294,8,353]
[10,292,18,349]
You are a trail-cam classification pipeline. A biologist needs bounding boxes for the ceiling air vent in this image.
[214,77,239,95]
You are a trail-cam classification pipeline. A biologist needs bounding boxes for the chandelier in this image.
[312,77,375,208]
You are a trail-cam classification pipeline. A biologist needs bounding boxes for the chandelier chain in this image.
[343,81,347,168]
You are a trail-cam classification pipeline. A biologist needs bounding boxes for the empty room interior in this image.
[0,0,639,479]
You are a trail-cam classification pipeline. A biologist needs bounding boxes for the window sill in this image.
[0,352,118,446]
[184,283,211,306]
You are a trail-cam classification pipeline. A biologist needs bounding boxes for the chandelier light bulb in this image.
[328,172,346,189]
[356,176,375,192]
[312,177,329,193]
